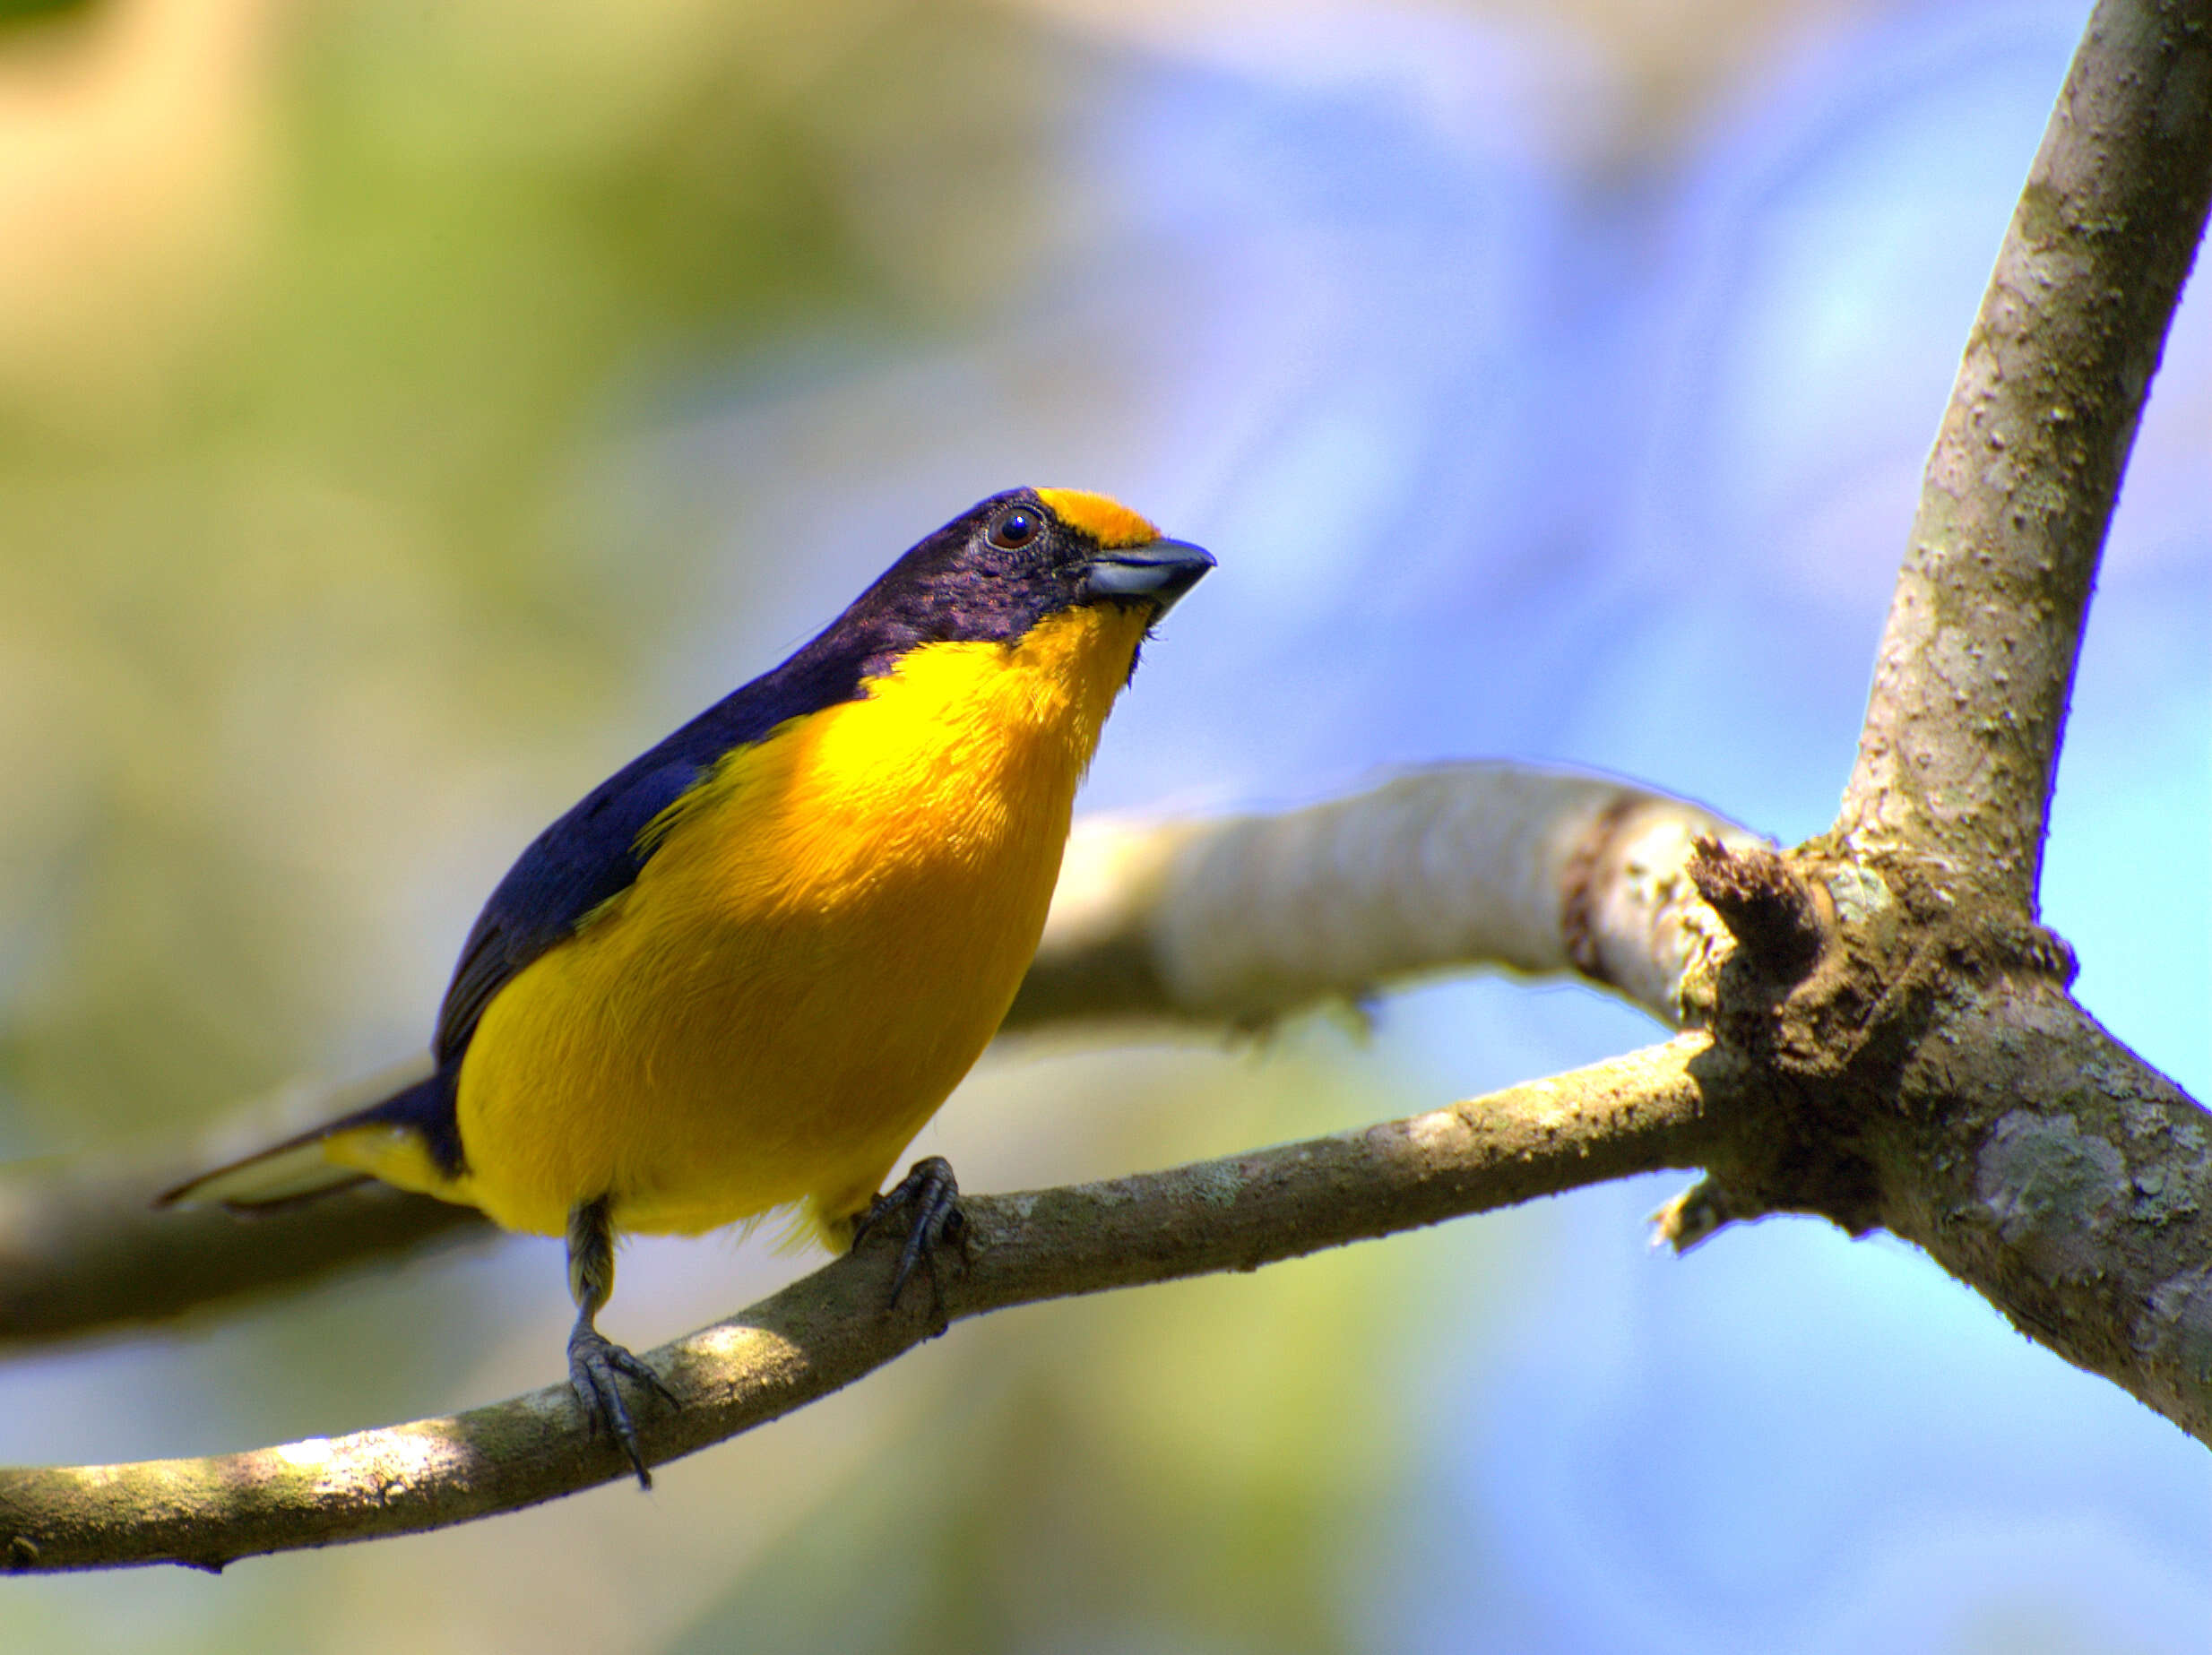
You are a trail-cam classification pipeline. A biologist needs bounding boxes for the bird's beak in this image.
[1081,538,1215,615]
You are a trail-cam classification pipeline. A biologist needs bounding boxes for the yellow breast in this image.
[345,601,1151,1240]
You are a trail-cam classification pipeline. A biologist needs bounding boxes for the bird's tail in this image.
[156,1059,452,1213]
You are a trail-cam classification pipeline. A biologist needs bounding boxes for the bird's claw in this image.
[851,1155,968,1332]
[567,1323,679,1490]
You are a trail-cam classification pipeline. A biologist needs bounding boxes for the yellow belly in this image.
[340,602,1148,1242]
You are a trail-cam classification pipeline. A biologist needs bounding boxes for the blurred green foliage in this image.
[0,0,91,31]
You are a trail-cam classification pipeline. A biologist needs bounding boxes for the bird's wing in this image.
[428,636,888,1066]
[431,754,706,1064]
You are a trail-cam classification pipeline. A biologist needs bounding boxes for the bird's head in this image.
[845,488,1214,652]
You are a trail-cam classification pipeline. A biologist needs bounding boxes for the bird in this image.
[160,487,1213,1487]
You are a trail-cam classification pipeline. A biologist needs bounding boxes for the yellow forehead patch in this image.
[1034,488,1159,549]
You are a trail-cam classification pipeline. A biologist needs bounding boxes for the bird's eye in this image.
[986,506,1043,551]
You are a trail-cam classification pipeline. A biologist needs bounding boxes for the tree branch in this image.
[0,763,1741,1352]
[1664,0,2212,1450]
[1673,840,2212,1444]
[0,1037,1717,1573]
[0,1160,485,1344]
[1859,977,2212,1444]
[0,1061,499,1352]
[1014,763,1752,1030]
[1840,0,2212,905]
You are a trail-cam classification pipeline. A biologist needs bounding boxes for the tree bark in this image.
[1841,0,2212,902]
[0,1040,1716,1572]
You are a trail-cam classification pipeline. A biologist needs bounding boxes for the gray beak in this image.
[1081,538,1215,615]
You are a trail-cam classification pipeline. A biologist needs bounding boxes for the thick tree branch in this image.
[0,763,1741,1352]
[1674,840,2212,1442]
[1015,763,1752,1030]
[1671,0,2212,1419]
[0,1037,1717,1573]
[1864,978,2212,1441]
[1841,0,2212,904]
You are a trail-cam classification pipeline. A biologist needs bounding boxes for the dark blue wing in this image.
[427,611,933,1065]
[430,754,706,1063]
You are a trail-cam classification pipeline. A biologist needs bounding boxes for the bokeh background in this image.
[0,0,2205,1648]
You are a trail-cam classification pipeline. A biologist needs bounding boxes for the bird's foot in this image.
[566,1321,680,1490]
[851,1155,968,1332]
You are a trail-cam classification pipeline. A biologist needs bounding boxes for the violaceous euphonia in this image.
[162,487,1213,1486]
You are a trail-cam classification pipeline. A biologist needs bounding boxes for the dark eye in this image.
[986,506,1043,551]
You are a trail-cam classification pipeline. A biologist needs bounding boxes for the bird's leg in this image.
[565,1194,679,1490]
[849,1155,968,1332]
